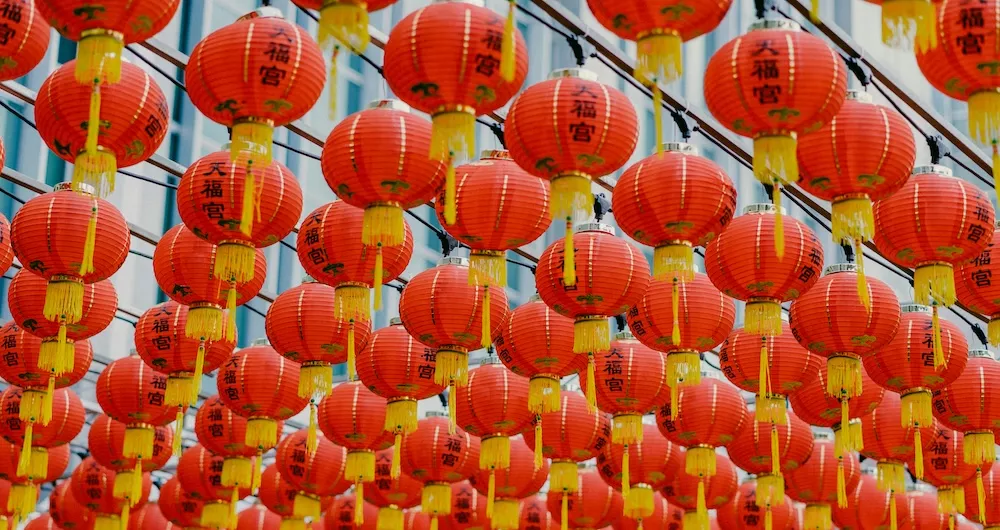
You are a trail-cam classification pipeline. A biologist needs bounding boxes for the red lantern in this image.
[596,424,683,524]
[195,395,283,493]
[537,224,651,407]
[0,387,83,481]
[158,477,205,529]
[468,435,548,530]
[0,0,49,81]
[0,480,17,530]
[275,430,350,516]
[506,71,638,283]
[797,91,917,305]
[0,441,69,521]
[24,513,58,530]
[49,479,94,530]
[873,165,995,341]
[177,444,253,529]
[727,408,814,508]
[95,356,174,467]
[831,472,890,530]
[612,493,683,530]
[788,263,901,455]
[663,453,738,530]
[129,505,179,530]
[0,319,93,428]
[546,468,624,530]
[7,269,109,375]
[0,214,11,277]
[785,436,862,530]
[326,495,379,530]
[435,150,550,289]
[956,239,1000,346]
[258,465,302,519]
[398,414,481,526]
[402,510,433,530]
[961,460,1000,526]
[382,0,528,222]
[266,279,371,395]
[237,505,282,530]
[448,481,488,530]
[911,429,977,524]
[704,18,847,229]
[153,223,267,343]
[70,457,152,528]
[456,359,533,515]
[916,21,981,102]
[87,414,172,514]
[297,201,413,315]
[178,148,303,286]
[716,479,796,530]
[322,101,444,254]
[519,496,557,530]
[521,390,610,527]
[10,183,128,368]
[216,340,310,454]
[627,272,735,408]
[614,142,736,284]
[862,303,967,477]
[317,382,390,522]
[185,9,324,169]
[365,448,425,530]
[398,257,509,415]
[897,487,949,530]
[356,318,447,474]
[135,300,236,425]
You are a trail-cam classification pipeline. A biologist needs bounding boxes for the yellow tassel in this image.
[990,318,1000,348]
[551,173,592,237]
[753,135,798,187]
[745,300,782,336]
[671,278,681,346]
[696,481,707,522]
[226,287,238,343]
[756,474,785,507]
[837,458,847,508]
[336,284,371,323]
[317,2,370,52]
[421,483,452,516]
[229,487,240,528]
[831,196,875,244]
[487,470,496,517]
[448,382,457,435]
[964,431,996,465]
[201,502,231,529]
[445,161,457,226]
[433,348,469,388]
[810,0,821,21]
[431,516,439,530]
[853,239,871,312]
[231,120,274,167]
[44,278,84,326]
[19,388,49,427]
[573,317,610,355]
[8,484,36,519]
[890,493,898,530]
[348,320,357,382]
[347,450,376,483]
[124,426,154,460]
[377,507,404,530]
[613,415,644,448]
[913,428,924,480]
[534,420,544,470]
[932,305,946,369]
[120,503,130,530]
[938,487,965,515]
[501,0,516,82]
[560,494,569,530]
[15,423,32,478]
[481,435,511,473]
[469,250,507,289]
[253,454,263,492]
[551,461,578,494]
[877,462,906,493]
[94,516,120,530]
[392,432,403,479]
[173,410,184,457]
[586,353,597,412]
[622,447,630,499]
[246,417,278,451]
[363,205,405,248]
[185,305,224,342]
[759,336,772,403]
[977,469,987,523]
[948,515,955,530]
[804,505,831,530]
[772,185,784,260]
[685,447,716,478]
[385,399,419,436]
[85,83,101,156]
[281,519,306,530]
[835,401,850,457]
[654,244,694,282]
[528,376,561,414]
[222,456,252,489]
[683,510,705,530]
[298,363,333,400]
[770,424,781,476]
[214,242,257,285]
[307,402,318,454]
[75,31,123,84]
[39,325,70,375]
[564,220,576,288]
[72,149,116,201]
[374,244,384,311]
[430,111,475,164]
[79,200,99,276]
[880,0,937,52]
[131,460,143,504]
[666,351,701,417]
[165,375,194,408]
[493,500,519,530]
[355,482,366,525]
[624,485,654,520]
[653,85,663,157]
[636,33,682,85]
[826,355,863,399]
[765,507,773,530]
[328,48,339,120]
[913,263,956,307]
[481,287,492,349]
[0,515,7,530]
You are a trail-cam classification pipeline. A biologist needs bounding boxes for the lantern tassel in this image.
[229,487,239,528]
[481,435,511,474]
[74,84,117,197]
[0,515,7,530]
[192,339,207,399]
[222,456,252,489]
[185,305,224,342]
[624,485,653,520]
[989,318,1000,347]
[45,278,84,326]
[994,143,1000,198]
[328,48,339,120]
[501,0,516,82]
[348,320,357,382]
[120,503,130,530]
[226,287,238,343]
[932,305,945,369]
[756,474,784,506]
[938,487,965,515]
[19,388,51,427]
[231,120,274,167]
[696,481,707,522]
[487,470,496,517]
[8,484,35,520]
[76,32,123,84]
[215,242,257,285]
[826,355,863,400]
[854,239,871,311]
[239,164,256,237]
[890,493,898,530]
[298,362,333,399]
[336,284,371,324]
[130,460,142,505]
[448,383,457,435]
[835,401,849,456]
[772,184,784,259]
[201,502,230,529]
[470,250,507,288]
[80,200,98,275]
[374,244,384,311]
[363,205,405,248]
[165,376,193,408]
[758,336,771,414]
[529,376,561,414]
[355,482,366,525]
[564,220,576,287]
[307,401,318,454]
[964,431,996,465]
[765,507,773,530]
[392,432,403,479]
[831,196,875,244]
[586,353,597,412]
[837,458,847,508]
[433,348,468,388]
[880,0,937,52]
[294,493,321,520]
[38,324,70,374]
[753,135,798,191]
[430,112,475,172]
[810,0,821,21]
[622,447,630,499]
[246,417,278,451]
[913,428,924,480]
[653,84,663,156]
[560,494,569,530]
[494,500,519,530]
[124,426,154,460]
[421,484,451,518]
[671,278,681,346]
[445,160,457,226]
[913,263,956,307]
[385,399,419,437]
[745,300,782,336]
[654,243,694,282]
[551,461,578,494]
[15,423,32,478]
[317,2,370,52]
[574,317,610,355]
[977,469,987,523]
[481,287,491,349]
[253,454,263,492]
[666,351,699,421]
[685,447,716,478]
[770,424,781,476]
[534,420,544,470]
[347,450,376,485]
[378,507,403,530]
[877,462,906,494]
[173,410,184,456]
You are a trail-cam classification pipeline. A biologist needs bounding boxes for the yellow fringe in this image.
[214,243,257,286]
[281,519,307,530]
[890,493,898,530]
[753,135,798,186]
[239,165,257,237]
[612,414,644,446]
[421,483,452,516]
[560,494,569,530]
[654,244,695,282]
[487,470,496,517]
[756,474,785,507]
[826,355,863,399]
[444,162,457,226]
[85,82,101,155]
[246,417,278,451]
[307,402,318,454]
[226,287,238,343]
[355,482,366,525]
[913,263,955,307]
[529,376,561,415]
[76,32,123,84]
[773,185,785,260]
[831,197,874,244]
[433,348,469,387]
[297,363,332,400]
[95,515,120,530]
[318,2,371,52]
[932,305,946,369]
[991,318,1000,348]
[550,461,578,493]
[501,0,516,83]
[222,456,252,488]
[493,499,519,530]
[38,332,72,375]
[113,469,137,503]
[0,515,7,530]
[348,322,357,382]
[914,428,924,480]
[8,484,36,518]
[431,516,439,530]
[636,33,682,84]
[686,447,716,478]
[15,424,32,478]
[964,431,996,465]
[622,448,630,499]
[130,459,142,507]
[744,300,782,336]
[173,410,184,456]
[166,375,194,408]
[563,220,576,287]
[20,388,51,426]
[336,284,371,322]
[994,144,1000,200]
[586,353,597,412]
[449,382,457,435]
[837,458,848,508]
[374,245,384,311]
[363,205,405,248]
[469,251,507,288]
[193,341,206,401]
[938,486,965,515]
[757,396,787,426]
[347,450,376,482]
[534,420,543,470]
[901,389,933,429]
[124,426,154,459]
[573,317,610,355]
[391,432,403,478]
[666,351,700,420]
[385,399,419,435]
[201,501,231,529]
[377,507,404,530]
[770,424,781,476]
[27,448,46,484]
[683,509,706,530]
[834,418,864,456]
[231,121,274,167]
[765,507,773,530]
[804,504,831,530]
[73,149,116,199]
[551,174,592,230]
[854,239,871,312]
[653,84,663,156]
[972,90,1000,155]
[977,469,987,523]
[185,305,224,342]
[877,461,906,493]
[79,200,99,275]
[44,278,84,326]
[759,337,772,403]
[696,481,707,523]
[430,111,475,163]
[881,0,937,52]
[328,49,339,120]
[624,484,654,520]
[481,435,511,472]
[671,279,681,346]
[481,287,492,349]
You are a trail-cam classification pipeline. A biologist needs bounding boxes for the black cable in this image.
[0,187,25,204]
[514,3,571,38]
[0,100,36,130]
[125,45,186,91]
[273,140,322,161]
[117,169,179,190]
[129,249,153,260]
[113,314,137,327]
[242,301,268,320]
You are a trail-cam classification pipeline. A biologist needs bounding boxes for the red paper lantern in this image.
[468,435,548,530]
[178,148,303,286]
[912,429,978,523]
[266,279,371,396]
[49,479,94,530]
[157,477,205,529]
[716,479,796,530]
[435,150,550,289]
[34,60,171,196]
[0,0,50,81]
[70,457,151,528]
[596,424,683,523]
[364,448,425,530]
[537,224,651,408]
[237,505,282,530]
[916,21,981,103]
[87,414,172,510]
[296,200,414,315]
[506,70,637,282]
[788,263,901,455]
[447,481,488,530]
[0,480,16,530]
[797,91,917,301]
[612,493,682,530]
[318,382,391,522]
[0,387,83,482]
[326,494,379,530]
[518,495,558,530]
[398,257,509,411]
[956,239,1000,346]
[546,468,624,530]
[130,505,180,530]
[382,0,528,222]
[704,18,847,219]
[862,303,967,476]
[627,272,735,406]
[0,214,12,277]
[216,340,310,453]
[403,510,432,530]
[153,223,267,343]
[897,488,949,530]
[961,460,1000,526]
[931,349,1000,471]
[614,142,736,284]
[831,472,890,530]
[785,436,861,530]
[7,269,110,375]
[663,453,738,530]
[185,9,324,169]
[24,513,58,530]
[727,408,814,508]
[135,300,236,417]
[275,430,351,513]
[873,165,995,328]
[258,465,302,518]
[10,182,128,368]
[195,394,283,493]
[177,444,253,529]
[0,440,69,520]
[398,415,481,526]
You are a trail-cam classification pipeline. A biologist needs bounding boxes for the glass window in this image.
[644,110,656,155]
[349,53,363,73]
[346,80,363,115]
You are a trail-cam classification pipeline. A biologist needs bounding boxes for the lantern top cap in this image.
[433,0,486,6]
[390,317,403,326]
[575,223,615,236]
[912,164,953,177]
[426,410,448,418]
[55,182,95,195]
[548,68,600,82]
[479,356,502,366]
[614,331,634,340]
[823,263,857,275]
[368,99,411,112]
[250,338,271,346]
[742,203,787,215]
[748,19,800,32]
[479,150,512,160]
[238,6,283,20]
[900,303,932,314]
[969,349,995,359]
[845,90,874,103]
[439,256,469,267]
[659,142,699,156]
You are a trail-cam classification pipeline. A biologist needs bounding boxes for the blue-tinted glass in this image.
[349,53,363,72]
[347,80,363,115]
[44,153,65,187]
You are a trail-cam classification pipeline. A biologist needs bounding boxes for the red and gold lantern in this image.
[383,0,528,222]
[195,395,281,495]
[0,441,69,522]
[0,0,49,81]
[898,487,950,530]
[788,362,884,457]
[596,424,683,525]
[961,460,1000,526]
[275,429,353,522]
[326,495,379,530]
[785,435,861,529]
[365,448,425,530]
[10,182,128,369]
[663,453,738,530]
[831,471,891,530]
[49,479,94,530]
[519,495,558,530]
[546,468,623,530]
[158,477,205,529]
[727,408,814,512]
[129,505,177,530]
[956,238,1000,346]
[468,436,548,530]
[177,444,252,529]
[448,481,488,530]
[70,457,152,530]
[258,465,306,521]
[717,479,796,530]
[506,70,637,281]
[912,429,977,527]
[87,414,172,519]
[0,387,83,480]
[613,493,683,530]
[237,505,282,530]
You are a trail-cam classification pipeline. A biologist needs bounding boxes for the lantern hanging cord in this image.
[401,209,538,270]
